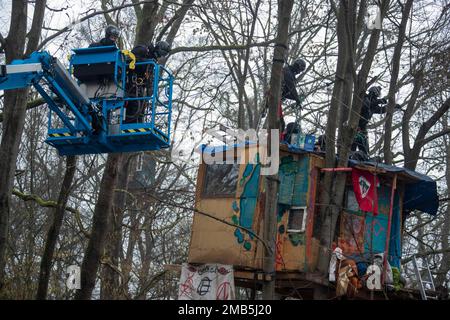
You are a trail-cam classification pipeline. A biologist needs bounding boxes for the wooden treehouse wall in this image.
[335,176,404,269]
[188,146,324,273]
[188,145,405,273]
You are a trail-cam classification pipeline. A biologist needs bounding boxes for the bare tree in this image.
[262,0,294,299]
[0,0,47,293]
[37,156,77,299]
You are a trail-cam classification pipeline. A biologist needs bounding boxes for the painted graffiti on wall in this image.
[178,264,235,300]
[338,212,365,255]
[232,161,261,251]
[341,184,400,258]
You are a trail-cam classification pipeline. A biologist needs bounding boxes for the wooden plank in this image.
[195,163,206,202]
[321,167,353,172]
[383,174,397,284]
[188,197,259,268]
[164,264,182,273]
[306,166,319,269]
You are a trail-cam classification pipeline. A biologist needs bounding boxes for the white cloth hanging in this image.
[329,247,344,282]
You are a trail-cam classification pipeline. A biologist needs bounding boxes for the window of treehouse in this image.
[287,206,307,233]
[202,163,239,197]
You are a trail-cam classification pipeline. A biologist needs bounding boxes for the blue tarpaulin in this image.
[389,193,402,268]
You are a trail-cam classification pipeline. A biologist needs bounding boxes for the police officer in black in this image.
[280,59,306,140]
[89,25,120,48]
[146,41,171,61]
[351,86,401,157]
[282,59,306,106]
[124,41,172,123]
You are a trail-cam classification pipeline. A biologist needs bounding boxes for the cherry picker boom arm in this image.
[0,51,93,134]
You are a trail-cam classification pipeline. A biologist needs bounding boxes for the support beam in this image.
[383,174,397,284]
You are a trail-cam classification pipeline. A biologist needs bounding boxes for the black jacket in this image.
[89,38,116,48]
[146,43,160,61]
[281,65,301,103]
[131,45,152,76]
[358,93,387,131]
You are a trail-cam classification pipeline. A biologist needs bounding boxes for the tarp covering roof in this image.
[199,141,256,155]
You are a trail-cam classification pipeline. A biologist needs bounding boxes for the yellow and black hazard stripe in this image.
[121,128,152,134]
[121,128,169,143]
[49,133,72,138]
[151,129,169,143]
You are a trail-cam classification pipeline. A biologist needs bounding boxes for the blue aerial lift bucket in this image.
[0,46,174,156]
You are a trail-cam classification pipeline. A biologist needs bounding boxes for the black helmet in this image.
[105,25,120,39]
[291,59,306,74]
[155,40,171,58]
[368,86,382,97]
[132,45,149,59]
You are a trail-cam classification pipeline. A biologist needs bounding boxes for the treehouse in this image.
[187,141,439,299]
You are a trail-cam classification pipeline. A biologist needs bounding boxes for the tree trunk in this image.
[435,121,450,287]
[317,0,390,274]
[0,0,28,292]
[36,156,77,299]
[317,4,348,270]
[317,0,356,274]
[0,0,46,291]
[73,0,194,299]
[75,153,122,300]
[100,154,132,299]
[262,0,294,300]
[135,2,160,46]
[383,0,414,164]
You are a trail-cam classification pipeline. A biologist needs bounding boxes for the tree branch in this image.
[402,248,450,264]
[413,97,450,150]
[420,127,450,147]
[25,0,47,55]
[37,1,155,50]
[157,0,195,43]
[0,33,5,50]
[12,188,90,238]
[169,25,323,55]
[100,0,116,26]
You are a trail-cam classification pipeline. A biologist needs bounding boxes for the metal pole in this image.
[382,174,397,285]
[370,167,378,300]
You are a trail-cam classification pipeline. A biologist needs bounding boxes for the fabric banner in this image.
[352,168,379,215]
[178,263,235,300]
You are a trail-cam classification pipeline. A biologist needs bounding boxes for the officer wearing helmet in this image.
[124,40,172,123]
[89,25,120,48]
[147,40,172,61]
[282,58,306,106]
[129,41,171,65]
[278,58,306,135]
[351,86,401,156]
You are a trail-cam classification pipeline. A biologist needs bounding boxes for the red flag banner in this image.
[352,168,379,215]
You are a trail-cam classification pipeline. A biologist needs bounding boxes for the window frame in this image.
[287,206,308,233]
[201,162,240,199]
